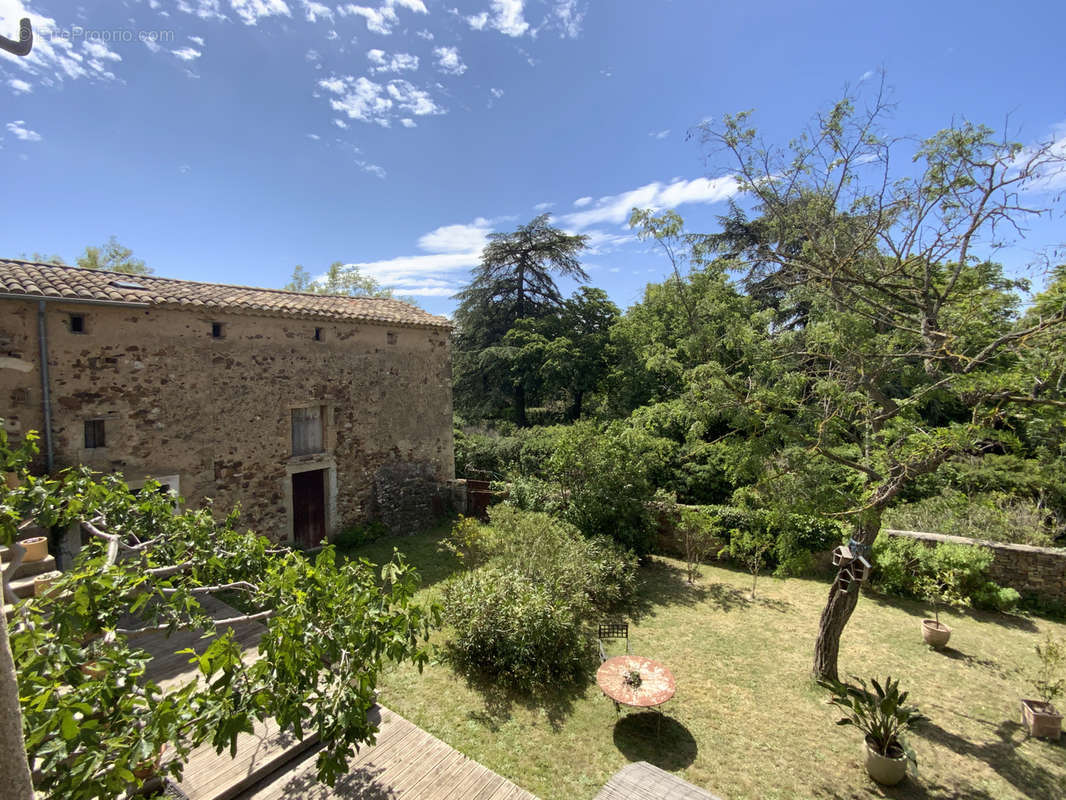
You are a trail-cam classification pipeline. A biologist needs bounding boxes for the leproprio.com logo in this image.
[33,24,175,44]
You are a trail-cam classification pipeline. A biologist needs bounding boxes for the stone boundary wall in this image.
[884,528,1066,605]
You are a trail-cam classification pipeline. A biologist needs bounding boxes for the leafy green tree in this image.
[0,430,435,799]
[284,262,393,298]
[683,85,1066,680]
[76,236,151,275]
[504,287,619,420]
[19,252,66,265]
[453,215,589,425]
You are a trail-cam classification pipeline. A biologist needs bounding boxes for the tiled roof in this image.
[0,260,450,329]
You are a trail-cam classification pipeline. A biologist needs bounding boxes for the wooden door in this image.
[292,469,326,547]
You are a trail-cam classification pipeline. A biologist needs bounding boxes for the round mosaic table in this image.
[596,655,676,709]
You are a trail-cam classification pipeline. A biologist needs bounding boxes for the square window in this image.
[70,314,85,334]
[211,322,224,339]
[387,331,397,345]
[84,419,106,449]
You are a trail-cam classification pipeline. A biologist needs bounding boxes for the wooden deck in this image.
[135,596,538,800]
[237,705,539,800]
[593,762,722,800]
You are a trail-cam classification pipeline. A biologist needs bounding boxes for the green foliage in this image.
[718,520,775,598]
[453,424,567,479]
[440,507,637,690]
[819,676,924,761]
[885,488,1060,548]
[677,504,720,583]
[870,537,1020,612]
[284,262,394,298]
[2,434,436,798]
[452,215,590,425]
[546,421,667,554]
[1032,634,1065,704]
[333,519,388,551]
[75,235,151,275]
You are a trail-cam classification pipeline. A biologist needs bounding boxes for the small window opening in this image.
[211,322,224,339]
[387,331,397,345]
[84,419,106,449]
[70,314,85,334]
[314,327,323,341]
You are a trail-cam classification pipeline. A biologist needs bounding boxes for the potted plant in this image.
[18,535,49,563]
[1021,634,1063,740]
[820,675,924,786]
[917,567,966,649]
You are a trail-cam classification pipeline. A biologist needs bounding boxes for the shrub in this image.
[441,567,589,687]
[333,520,387,551]
[440,507,638,690]
[870,536,1020,612]
[884,488,1059,547]
[546,421,670,554]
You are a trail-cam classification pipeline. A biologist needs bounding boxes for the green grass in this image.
[347,527,1066,800]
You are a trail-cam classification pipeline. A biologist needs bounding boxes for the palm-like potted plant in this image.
[820,675,924,786]
[1021,634,1063,740]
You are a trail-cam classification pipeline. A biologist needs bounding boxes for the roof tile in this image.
[0,260,451,329]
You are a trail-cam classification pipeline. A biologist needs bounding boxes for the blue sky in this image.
[1,0,1064,316]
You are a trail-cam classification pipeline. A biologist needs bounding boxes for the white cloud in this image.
[172,47,202,61]
[649,129,670,140]
[229,0,291,25]
[188,35,206,46]
[143,38,162,53]
[320,74,443,126]
[581,229,636,255]
[433,46,467,76]
[415,28,434,40]
[333,118,349,128]
[533,201,553,211]
[465,11,488,30]
[573,196,593,207]
[7,79,32,94]
[307,133,321,140]
[561,176,739,229]
[488,0,528,36]
[337,0,427,35]
[547,0,584,38]
[859,70,874,83]
[1017,121,1066,193]
[301,0,334,22]
[418,218,493,253]
[176,0,227,21]
[400,118,416,127]
[6,120,41,141]
[357,160,387,179]
[367,49,420,74]
[465,0,528,36]
[490,87,504,98]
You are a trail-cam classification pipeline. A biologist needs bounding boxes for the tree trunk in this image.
[570,390,583,421]
[812,508,883,682]
[0,589,34,799]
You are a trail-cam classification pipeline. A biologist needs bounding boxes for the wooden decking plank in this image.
[387,746,468,796]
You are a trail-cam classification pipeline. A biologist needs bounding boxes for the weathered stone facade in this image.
[0,285,454,543]
[885,529,1066,606]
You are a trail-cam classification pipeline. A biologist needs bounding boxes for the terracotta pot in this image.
[33,570,62,597]
[19,536,48,562]
[922,619,951,648]
[864,737,908,786]
[1021,699,1062,740]
[132,744,167,780]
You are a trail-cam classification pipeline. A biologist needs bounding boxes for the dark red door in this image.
[292,469,326,547]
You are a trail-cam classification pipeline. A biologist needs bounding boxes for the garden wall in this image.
[884,528,1066,606]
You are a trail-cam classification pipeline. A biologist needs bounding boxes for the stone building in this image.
[0,260,454,544]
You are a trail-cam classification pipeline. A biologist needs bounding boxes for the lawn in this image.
[347,527,1066,800]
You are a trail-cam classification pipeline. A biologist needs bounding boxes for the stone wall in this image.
[0,299,454,542]
[885,528,1066,605]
